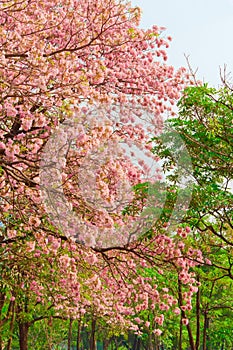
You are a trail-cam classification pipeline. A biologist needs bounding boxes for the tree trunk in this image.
[154,337,160,350]
[178,280,183,350]
[178,279,195,350]
[203,312,209,350]
[136,337,141,350]
[18,322,30,350]
[68,318,73,350]
[103,338,110,350]
[132,335,138,350]
[186,323,196,350]
[179,315,183,350]
[195,278,201,350]
[148,332,153,350]
[160,342,165,350]
[132,335,141,350]
[6,300,16,350]
[0,292,6,350]
[76,319,81,350]
[90,318,96,350]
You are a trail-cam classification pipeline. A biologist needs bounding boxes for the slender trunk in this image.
[195,278,201,350]
[89,318,96,350]
[137,337,141,350]
[0,292,6,350]
[128,332,135,349]
[113,337,119,350]
[203,312,209,350]
[154,337,159,350]
[186,323,196,350]
[179,315,183,350]
[0,325,2,350]
[132,335,137,350]
[161,342,165,350]
[179,309,196,350]
[18,322,30,350]
[103,338,110,350]
[6,300,16,350]
[178,280,183,350]
[76,319,81,350]
[148,332,153,350]
[178,279,195,350]
[135,337,141,350]
[68,318,73,350]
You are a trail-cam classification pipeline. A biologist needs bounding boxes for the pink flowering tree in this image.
[0,1,203,349]
[0,0,187,239]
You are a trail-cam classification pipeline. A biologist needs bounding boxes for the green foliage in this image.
[152,84,233,244]
[149,82,233,349]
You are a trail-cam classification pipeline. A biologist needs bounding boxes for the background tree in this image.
[151,78,233,350]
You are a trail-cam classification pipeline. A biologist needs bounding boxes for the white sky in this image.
[131,0,233,86]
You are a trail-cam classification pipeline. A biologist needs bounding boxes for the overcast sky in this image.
[132,0,233,87]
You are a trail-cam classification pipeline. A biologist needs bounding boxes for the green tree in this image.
[153,83,233,247]
[151,81,233,350]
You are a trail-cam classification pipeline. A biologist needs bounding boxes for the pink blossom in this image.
[173,307,181,315]
[181,231,188,238]
[205,258,212,265]
[134,317,142,324]
[178,242,185,249]
[26,241,35,252]
[155,314,164,326]
[182,318,189,326]
[0,142,5,150]
[86,253,98,265]
[29,216,41,227]
[7,230,17,238]
[153,329,162,336]
[190,286,199,293]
